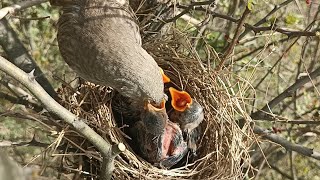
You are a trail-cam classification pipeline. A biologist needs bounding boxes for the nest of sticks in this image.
[57,29,254,179]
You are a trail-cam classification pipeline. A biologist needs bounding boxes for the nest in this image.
[57,31,254,179]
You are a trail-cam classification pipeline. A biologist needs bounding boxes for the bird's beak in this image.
[169,87,192,112]
[160,68,171,83]
[145,99,166,112]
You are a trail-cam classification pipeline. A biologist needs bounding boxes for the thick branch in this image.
[0,18,57,98]
[254,125,320,160]
[0,56,124,179]
[101,143,126,180]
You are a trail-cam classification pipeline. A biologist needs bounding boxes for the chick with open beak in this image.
[168,87,204,155]
[131,100,187,168]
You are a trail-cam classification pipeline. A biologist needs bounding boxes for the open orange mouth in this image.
[169,87,192,112]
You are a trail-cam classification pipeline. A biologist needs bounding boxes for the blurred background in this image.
[0,0,319,179]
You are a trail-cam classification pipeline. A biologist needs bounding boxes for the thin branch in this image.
[255,117,320,125]
[0,0,48,19]
[244,24,318,37]
[1,80,38,104]
[154,0,215,32]
[254,125,320,160]
[182,6,319,38]
[252,67,320,120]
[238,0,295,40]
[234,38,289,63]
[269,163,292,180]
[218,6,251,69]
[0,91,43,112]
[49,0,74,6]
[0,18,57,99]
[0,56,125,179]
[253,36,300,90]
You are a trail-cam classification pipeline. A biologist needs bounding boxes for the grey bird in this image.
[131,101,188,168]
[56,0,165,106]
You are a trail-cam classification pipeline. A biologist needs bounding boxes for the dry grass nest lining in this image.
[58,32,254,179]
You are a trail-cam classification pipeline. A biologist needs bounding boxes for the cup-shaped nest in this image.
[58,32,253,179]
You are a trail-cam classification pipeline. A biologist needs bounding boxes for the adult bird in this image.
[168,87,204,155]
[56,0,166,106]
[130,100,188,168]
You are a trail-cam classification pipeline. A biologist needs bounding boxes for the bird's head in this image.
[169,87,192,112]
[141,99,168,136]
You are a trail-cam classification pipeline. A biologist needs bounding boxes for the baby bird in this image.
[159,120,188,168]
[168,87,204,155]
[131,100,187,168]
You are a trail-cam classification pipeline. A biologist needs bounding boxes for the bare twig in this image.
[254,125,320,160]
[269,163,292,180]
[1,80,38,104]
[154,0,215,32]
[183,6,319,38]
[253,36,300,90]
[234,38,289,63]
[0,56,125,179]
[0,91,43,112]
[0,0,48,19]
[238,0,295,40]
[217,6,251,69]
[101,143,126,180]
[255,117,320,125]
[0,18,57,99]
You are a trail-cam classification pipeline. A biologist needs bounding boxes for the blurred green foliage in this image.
[0,0,319,179]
